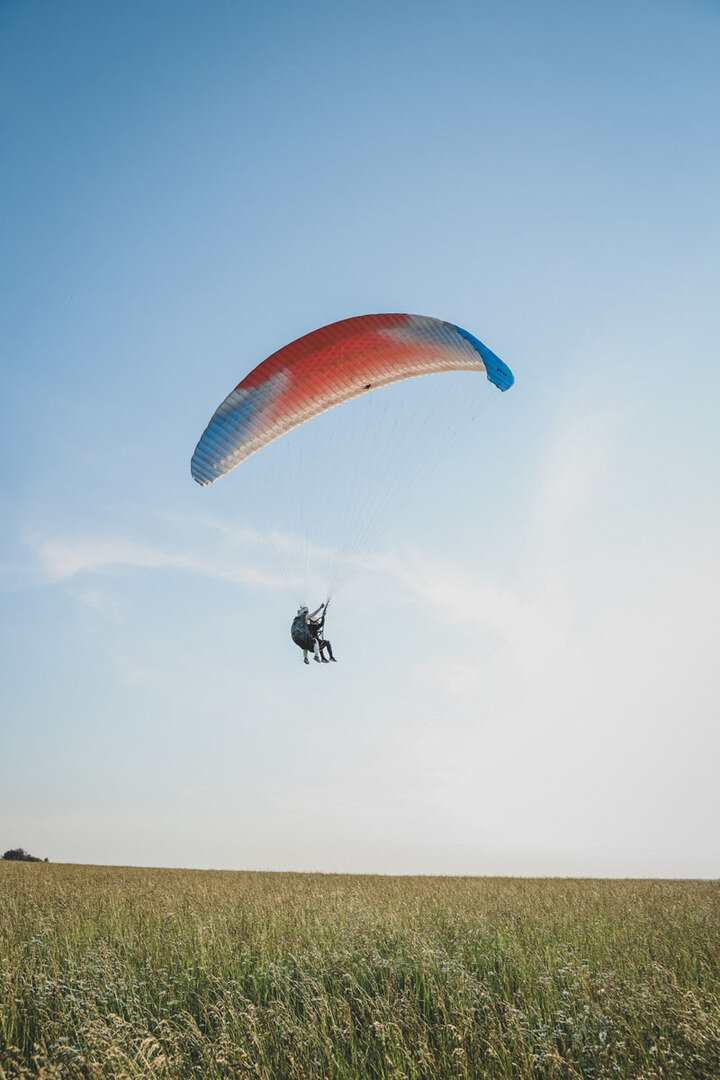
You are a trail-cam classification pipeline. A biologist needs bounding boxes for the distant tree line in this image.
[2,848,48,862]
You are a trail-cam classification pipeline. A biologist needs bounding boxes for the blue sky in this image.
[2,0,719,875]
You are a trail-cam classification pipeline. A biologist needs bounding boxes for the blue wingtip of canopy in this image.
[453,325,515,391]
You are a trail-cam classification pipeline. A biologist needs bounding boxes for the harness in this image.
[291,601,330,652]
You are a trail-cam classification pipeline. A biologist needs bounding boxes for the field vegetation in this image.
[1,863,718,1079]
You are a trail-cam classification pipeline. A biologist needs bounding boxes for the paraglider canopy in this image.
[191,313,513,486]
[191,312,514,599]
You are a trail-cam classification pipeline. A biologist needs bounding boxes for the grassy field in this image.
[1,864,718,1079]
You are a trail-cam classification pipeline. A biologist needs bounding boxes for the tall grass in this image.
[1,863,718,1078]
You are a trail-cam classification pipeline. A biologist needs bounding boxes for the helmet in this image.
[298,605,309,615]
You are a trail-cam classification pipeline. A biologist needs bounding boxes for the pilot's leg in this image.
[323,639,336,662]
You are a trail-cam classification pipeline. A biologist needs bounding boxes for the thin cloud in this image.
[21,515,390,599]
[25,533,285,590]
